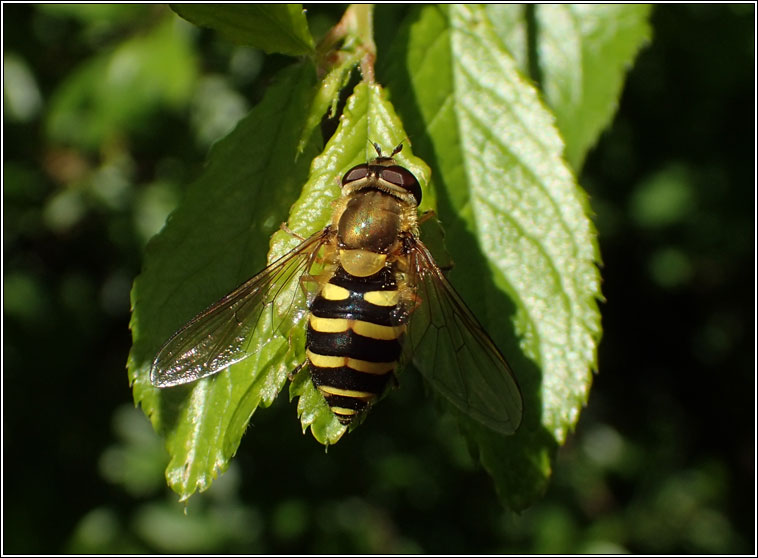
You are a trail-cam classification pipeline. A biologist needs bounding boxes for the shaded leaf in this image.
[128,61,321,500]
[296,49,361,154]
[171,4,314,56]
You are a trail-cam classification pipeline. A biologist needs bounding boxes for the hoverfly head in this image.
[340,141,421,206]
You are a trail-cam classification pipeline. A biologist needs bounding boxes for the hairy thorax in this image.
[335,190,407,277]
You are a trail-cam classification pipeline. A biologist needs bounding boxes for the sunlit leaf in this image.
[383,4,603,510]
[535,4,652,170]
[483,4,530,72]
[486,5,652,171]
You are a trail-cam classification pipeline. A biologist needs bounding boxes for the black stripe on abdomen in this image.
[310,292,396,326]
[310,365,391,395]
[307,328,403,362]
[328,265,396,293]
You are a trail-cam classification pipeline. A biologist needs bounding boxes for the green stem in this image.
[315,4,376,82]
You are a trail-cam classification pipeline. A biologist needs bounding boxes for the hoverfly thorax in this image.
[334,145,422,278]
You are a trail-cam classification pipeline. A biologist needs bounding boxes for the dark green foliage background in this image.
[3,4,754,553]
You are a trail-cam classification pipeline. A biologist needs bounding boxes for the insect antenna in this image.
[368,139,407,160]
[369,140,383,158]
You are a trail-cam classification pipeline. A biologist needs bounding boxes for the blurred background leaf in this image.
[3,3,753,554]
[45,16,198,151]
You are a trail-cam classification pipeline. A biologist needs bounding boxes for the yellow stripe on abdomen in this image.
[306,349,395,375]
[309,315,404,341]
[364,289,400,307]
[330,407,359,417]
[309,315,349,333]
[348,358,395,375]
[318,385,375,400]
[351,320,404,340]
[321,283,351,300]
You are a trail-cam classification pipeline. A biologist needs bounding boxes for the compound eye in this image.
[381,165,422,205]
[342,165,369,186]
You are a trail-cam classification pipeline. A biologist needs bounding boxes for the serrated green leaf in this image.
[383,5,603,510]
[272,80,431,442]
[289,367,347,445]
[286,311,347,445]
[483,4,529,72]
[296,50,361,154]
[171,4,314,56]
[486,5,652,171]
[535,5,652,170]
[128,61,321,500]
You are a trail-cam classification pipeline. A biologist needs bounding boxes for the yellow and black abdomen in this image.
[306,265,405,424]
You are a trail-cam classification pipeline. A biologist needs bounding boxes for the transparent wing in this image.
[150,230,329,388]
[402,239,524,435]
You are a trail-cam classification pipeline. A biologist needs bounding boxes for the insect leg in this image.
[280,222,305,241]
[418,210,437,225]
[288,361,307,382]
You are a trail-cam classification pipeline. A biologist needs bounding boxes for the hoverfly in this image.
[150,143,523,435]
